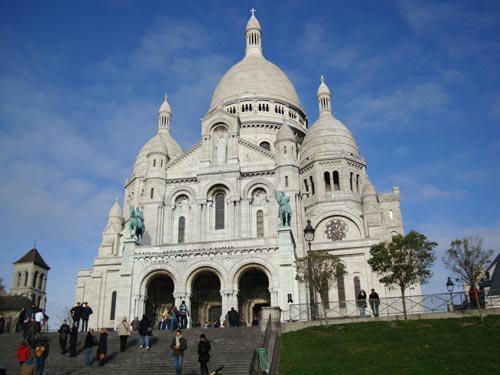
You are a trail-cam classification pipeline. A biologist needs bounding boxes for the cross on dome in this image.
[250,8,256,17]
[164,94,168,101]
[320,75,325,83]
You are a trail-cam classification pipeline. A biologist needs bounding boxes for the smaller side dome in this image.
[109,198,122,218]
[317,75,331,96]
[147,135,168,156]
[276,123,295,143]
[362,179,377,204]
[158,95,172,131]
[158,94,171,114]
[246,8,261,32]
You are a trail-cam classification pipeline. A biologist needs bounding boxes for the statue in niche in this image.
[215,131,226,163]
[275,191,292,227]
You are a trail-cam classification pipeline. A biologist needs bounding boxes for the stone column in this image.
[116,238,138,328]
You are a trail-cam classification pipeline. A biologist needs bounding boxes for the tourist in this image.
[179,300,190,329]
[19,355,36,375]
[57,319,71,355]
[227,307,240,328]
[251,316,259,326]
[170,329,187,375]
[34,308,44,334]
[83,328,96,367]
[17,307,26,333]
[139,314,151,349]
[16,341,31,366]
[198,333,211,375]
[80,302,93,332]
[369,288,380,317]
[118,317,131,352]
[32,334,49,375]
[131,316,140,331]
[70,302,82,331]
[69,323,78,357]
[357,289,367,317]
[97,328,108,366]
[23,317,35,346]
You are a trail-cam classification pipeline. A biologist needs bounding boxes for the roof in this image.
[0,295,33,311]
[13,248,51,270]
[486,253,500,296]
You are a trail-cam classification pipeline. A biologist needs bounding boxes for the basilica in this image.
[75,10,413,329]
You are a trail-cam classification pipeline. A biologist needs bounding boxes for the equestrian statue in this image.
[128,205,145,242]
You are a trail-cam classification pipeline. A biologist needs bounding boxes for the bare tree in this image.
[368,230,437,320]
[443,236,493,319]
[295,252,347,325]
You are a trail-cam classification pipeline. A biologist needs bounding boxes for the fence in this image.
[287,289,500,321]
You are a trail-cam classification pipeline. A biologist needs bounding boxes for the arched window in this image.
[389,209,394,220]
[354,276,361,298]
[324,172,331,192]
[356,174,360,193]
[110,291,117,320]
[17,272,21,287]
[24,271,28,287]
[333,171,340,191]
[37,296,41,308]
[38,274,44,290]
[215,192,225,230]
[337,275,346,308]
[153,159,156,167]
[150,188,154,199]
[284,146,287,154]
[350,172,354,192]
[256,210,264,238]
[178,216,185,243]
[260,141,270,151]
[310,176,315,195]
[161,159,163,168]
[285,176,289,187]
[304,179,309,193]
[32,271,38,288]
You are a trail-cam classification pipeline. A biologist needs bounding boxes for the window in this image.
[110,291,117,320]
[285,176,289,187]
[354,276,361,298]
[24,271,28,287]
[310,176,315,195]
[153,159,156,167]
[260,141,270,151]
[178,216,185,243]
[337,275,346,308]
[350,172,354,192]
[215,192,225,230]
[161,159,163,168]
[356,174,360,193]
[324,172,331,192]
[38,274,44,290]
[37,296,41,308]
[17,272,21,287]
[389,209,394,220]
[284,146,287,154]
[257,210,264,238]
[333,171,340,191]
[32,271,38,288]
[150,188,154,199]
[304,179,309,193]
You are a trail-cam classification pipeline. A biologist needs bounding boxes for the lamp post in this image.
[446,277,454,311]
[304,219,315,320]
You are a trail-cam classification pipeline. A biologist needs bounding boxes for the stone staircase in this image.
[0,327,263,375]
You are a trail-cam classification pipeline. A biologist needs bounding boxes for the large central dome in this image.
[208,11,302,113]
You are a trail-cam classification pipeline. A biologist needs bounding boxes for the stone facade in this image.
[75,11,417,329]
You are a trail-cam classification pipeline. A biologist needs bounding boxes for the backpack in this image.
[35,345,45,358]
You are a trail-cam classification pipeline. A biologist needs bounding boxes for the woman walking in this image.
[118,317,131,352]
[357,289,368,317]
[97,328,108,366]
[198,333,211,375]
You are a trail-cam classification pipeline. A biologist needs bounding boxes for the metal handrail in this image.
[249,314,272,375]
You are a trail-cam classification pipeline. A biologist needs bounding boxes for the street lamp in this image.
[303,219,315,320]
[446,277,454,311]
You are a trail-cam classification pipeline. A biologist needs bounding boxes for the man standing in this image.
[80,303,93,332]
[179,301,190,329]
[170,329,187,375]
[57,320,71,355]
[34,309,44,334]
[70,302,82,331]
[83,329,96,367]
[228,307,240,328]
[369,288,380,317]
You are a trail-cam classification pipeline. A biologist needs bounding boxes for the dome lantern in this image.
[158,94,172,132]
[245,8,262,57]
[317,75,332,116]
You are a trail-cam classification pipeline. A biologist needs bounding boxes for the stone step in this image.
[0,327,262,375]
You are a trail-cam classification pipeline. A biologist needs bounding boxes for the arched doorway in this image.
[238,267,270,324]
[191,270,222,326]
[146,273,175,327]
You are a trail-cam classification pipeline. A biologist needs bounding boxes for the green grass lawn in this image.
[279,315,500,375]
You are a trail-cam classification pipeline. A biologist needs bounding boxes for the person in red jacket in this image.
[16,341,31,367]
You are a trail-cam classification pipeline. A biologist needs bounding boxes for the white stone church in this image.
[75,10,416,329]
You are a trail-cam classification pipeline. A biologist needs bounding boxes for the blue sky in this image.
[1,0,499,324]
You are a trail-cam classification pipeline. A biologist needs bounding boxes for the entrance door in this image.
[238,268,271,324]
[191,271,221,326]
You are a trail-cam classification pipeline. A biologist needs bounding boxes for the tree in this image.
[0,277,7,296]
[295,252,347,325]
[443,236,493,319]
[368,230,437,320]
